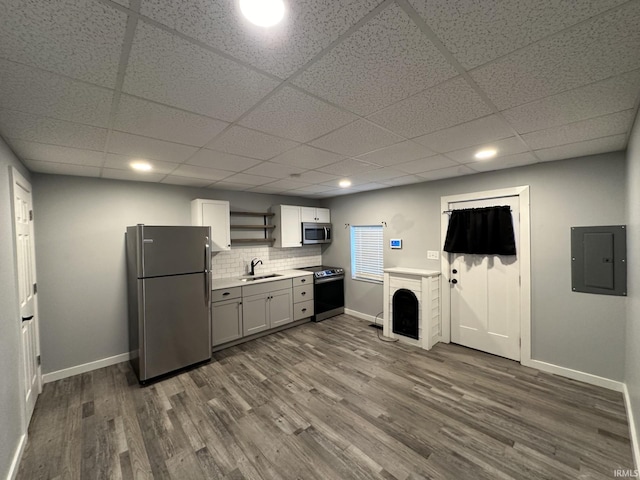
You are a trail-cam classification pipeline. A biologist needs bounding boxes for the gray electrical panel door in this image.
[571,225,626,296]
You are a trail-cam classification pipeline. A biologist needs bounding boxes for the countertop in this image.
[212,269,313,290]
[384,267,440,277]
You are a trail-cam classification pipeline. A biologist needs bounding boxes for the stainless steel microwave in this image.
[302,223,332,245]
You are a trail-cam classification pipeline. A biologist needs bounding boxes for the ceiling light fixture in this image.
[240,0,285,27]
[339,179,351,188]
[130,161,152,172]
[474,148,497,160]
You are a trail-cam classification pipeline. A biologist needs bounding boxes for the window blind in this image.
[351,225,383,283]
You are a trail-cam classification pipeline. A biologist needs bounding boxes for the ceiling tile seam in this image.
[466,0,638,74]
[532,132,630,153]
[148,1,395,173]
[393,0,541,163]
[517,108,637,137]
[95,0,139,178]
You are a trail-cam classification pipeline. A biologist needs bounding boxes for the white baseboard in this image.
[624,384,640,469]
[7,433,26,480]
[42,352,130,384]
[523,359,623,392]
[344,308,383,325]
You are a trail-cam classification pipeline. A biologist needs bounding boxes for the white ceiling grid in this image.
[0,0,638,198]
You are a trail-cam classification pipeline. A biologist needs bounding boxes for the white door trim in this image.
[440,185,531,365]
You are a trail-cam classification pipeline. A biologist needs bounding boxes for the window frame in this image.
[350,225,384,284]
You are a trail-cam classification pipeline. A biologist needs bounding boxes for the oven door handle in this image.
[315,276,345,284]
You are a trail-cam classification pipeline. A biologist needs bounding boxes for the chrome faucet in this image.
[249,258,263,276]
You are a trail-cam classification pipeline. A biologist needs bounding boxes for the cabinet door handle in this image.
[301,279,306,283]
[302,308,307,312]
[301,291,306,295]
[22,315,34,322]
[223,292,230,296]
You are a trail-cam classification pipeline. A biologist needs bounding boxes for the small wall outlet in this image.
[427,250,439,260]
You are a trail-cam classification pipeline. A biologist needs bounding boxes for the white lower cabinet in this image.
[211,287,243,346]
[242,279,293,336]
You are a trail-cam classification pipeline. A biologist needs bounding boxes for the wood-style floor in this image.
[18,315,633,479]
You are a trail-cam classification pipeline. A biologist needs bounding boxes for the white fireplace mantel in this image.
[383,268,442,350]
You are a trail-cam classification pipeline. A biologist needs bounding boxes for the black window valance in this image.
[443,206,516,255]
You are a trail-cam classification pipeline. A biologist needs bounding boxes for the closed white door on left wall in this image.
[12,167,41,425]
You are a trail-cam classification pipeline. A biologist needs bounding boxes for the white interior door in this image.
[12,168,41,424]
[448,196,521,361]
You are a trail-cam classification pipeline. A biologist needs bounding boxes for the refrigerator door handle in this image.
[205,236,211,305]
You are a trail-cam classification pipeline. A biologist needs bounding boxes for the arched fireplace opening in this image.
[392,288,419,340]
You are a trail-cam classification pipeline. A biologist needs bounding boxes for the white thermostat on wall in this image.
[390,239,402,249]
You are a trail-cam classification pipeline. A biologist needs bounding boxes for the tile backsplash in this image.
[211,245,322,279]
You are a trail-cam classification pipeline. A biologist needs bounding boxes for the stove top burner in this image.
[300,265,345,278]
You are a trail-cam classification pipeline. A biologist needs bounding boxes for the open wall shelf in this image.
[229,211,276,246]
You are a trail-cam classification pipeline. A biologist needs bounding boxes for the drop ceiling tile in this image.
[208,181,252,191]
[351,182,390,192]
[296,170,340,184]
[368,76,493,138]
[186,149,261,172]
[534,134,627,162]
[24,159,101,177]
[409,0,628,69]
[161,176,213,188]
[350,167,406,184]
[242,161,306,179]
[8,140,104,167]
[102,168,166,183]
[123,21,279,121]
[316,158,381,176]
[293,3,458,116]
[108,132,198,163]
[170,164,234,181]
[252,179,308,191]
[414,115,514,153]
[220,173,275,186]
[140,0,381,78]
[0,0,126,88]
[471,2,640,110]
[0,109,107,150]
[239,86,357,142]
[394,155,458,174]
[381,175,426,186]
[416,165,476,181]
[114,95,229,147]
[310,120,404,156]
[206,126,299,160]
[445,137,529,164]
[103,153,180,174]
[521,110,635,150]
[502,70,640,134]
[246,185,289,195]
[271,145,345,170]
[468,152,539,173]
[0,60,113,127]
[291,184,337,194]
[356,141,437,167]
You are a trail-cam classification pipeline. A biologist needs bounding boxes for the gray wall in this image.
[0,137,31,479]
[32,174,320,374]
[625,109,640,464]
[322,152,627,381]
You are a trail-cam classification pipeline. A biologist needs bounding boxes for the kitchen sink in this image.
[239,274,282,282]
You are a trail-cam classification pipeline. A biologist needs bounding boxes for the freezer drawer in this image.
[139,273,211,381]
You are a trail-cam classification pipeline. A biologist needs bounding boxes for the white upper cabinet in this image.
[301,207,330,223]
[191,199,231,251]
[271,205,302,248]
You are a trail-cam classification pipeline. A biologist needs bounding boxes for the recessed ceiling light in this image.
[474,148,497,160]
[130,161,152,172]
[240,0,285,27]
[339,179,351,188]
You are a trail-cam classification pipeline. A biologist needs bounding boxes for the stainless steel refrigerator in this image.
[126,225,212,383]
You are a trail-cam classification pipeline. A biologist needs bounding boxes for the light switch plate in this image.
[427,250,439,260]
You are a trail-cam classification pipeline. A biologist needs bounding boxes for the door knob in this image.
[451,279,458,284]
